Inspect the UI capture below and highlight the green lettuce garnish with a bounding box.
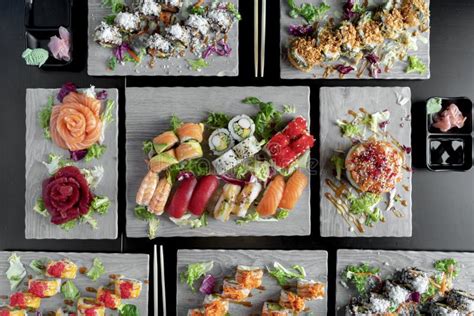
[348,193,382,226]
[187,58,209,71]
[168,159,210,181]
[288,0,330,23]
[118,304,139,316]
[148,217,160,240]
[61,280,80,300]
[33,198,49,217]
[6,253,26,290]
[235,159,271,182]
[85,144,107,162]
[330,154,345,180]
[42,153,71,174]
[427,97,442,115]
[283,104,296,114]
[275,209,290,220]
[90,196,111,215]
[180,261,214,291]
[108,56,118,71]
[226,3,241,20]
[434,258,459,278]
[134,205,160,240]
[243,97,284,141]
[170,115,183,131]
[142,140,154,155]
[337,120,361,138]
[38,95,54,139]
[81,166,104,188]
[81,211,98,229]
[235,212,279,225]
[86,258,105,281]
[406,55,427,74]
[101,0,124,14]
[59,219,78,231]
[188,5,206,15]
[29,259,46,274]
[267,261,306,286]
[342,263,380,294]
[101,100,115,123]
[170,214,207,229]
[204,112,231,129]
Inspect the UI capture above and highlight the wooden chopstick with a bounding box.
[254,0,259,77]
[160,245,167,316]
[153,245,158,316]
[260,0,266,77]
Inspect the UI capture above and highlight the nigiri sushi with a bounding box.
[212,149,242,175]
[228,114,255,141]
[233,135,262,159]
[114,278,142,299]
[28,279,61,298]
[233,182,262,217]
[45,259,77,279]
[176,141,203,162]
[222,279,250,301]
[153,131,179,154]
[279,169,308,210]
[235,265,264,289]
[149,149,178,173]
[9,292,41,310]
[279,290,305,312]
[209,128,234,155]
[176,123,204,143]
[214,184,241,222]
[261,302,291,316]
[148,176,172,215]
[256,175,285,217]
[136,171,159,206]
[203,295,229,316]
[96,286,121,309]
[77,297,105,316]
[296,279,325,300]
[188,175,219,216]
[166,174,198,219]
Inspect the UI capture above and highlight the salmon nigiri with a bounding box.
[279,170,308,210]
[256,175,285,217]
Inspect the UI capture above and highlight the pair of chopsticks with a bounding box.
[254,0,266,77]
[154,245,167,316]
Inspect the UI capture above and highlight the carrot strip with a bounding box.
[127,48,140,63]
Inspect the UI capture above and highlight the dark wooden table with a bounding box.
[0,0,473,314]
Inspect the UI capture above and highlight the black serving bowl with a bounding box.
[25,28,73,68]
[25,0,71,29]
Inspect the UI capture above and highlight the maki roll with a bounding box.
[235,265,263,289]
[114,12,141,33]
[261,302,292,316]
[207,5,236,33]
[96,287,121,309]
[176,123,204,143]
[149,148,178,172]
[383,281,410,306]
[288,37,322,73]
[233,182,262,217]
[279,290,305,313]
[446,289,474,313]
[356,12,384,50]
[166,24,191,48]
[283,116,308,140]
[136,171,159,206]
[212,149,242,175]
[147,34,174,58]
[45,259,77,279]
[266,133,290,156]
[393,267,430,294]
[152,131,179,154]
[296,279,325,300]
[203,295,229,316]
[317,26,342,61]
[214,183,241,222]
[135,0,162,16]
[430,302,462,316]
[233,136,262,159]
[9,292,41,310]
[94,22,122,47]
[77,298,105,316]
[0,307,26,316]
[367,293,391,314]
[28,279,61,298]
[175,141,203,162]
[209,128,234,155]
[114,278,143,299]
[228,115,255,142]
[222,279,250,301]
[185,14,211,37]
[290,133,315,156]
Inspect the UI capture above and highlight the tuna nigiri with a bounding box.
[214,184,241,222]
[256,175,285,217]
[176,123,204,143]
[136,171,159,206]
[233,182,262,217]
[279,170,308,210]
[153,131,179,154]
[148,176,172,215]
[149,149,178,173]
[176,141,203,162]
[188,175,219,216]
[166,175,198,219]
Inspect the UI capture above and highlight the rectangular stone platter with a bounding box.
[0,251,149,315]
[177,249,328,315]
[88,0,239,76]
[25,89,118,239]
[336,249,474,315]
[280,0,430,79]
[319,87,412,237]
[125,86,311,237]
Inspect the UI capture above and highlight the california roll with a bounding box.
[212,149,241,175]
[232,135,262,159]
[209,128,234,155]
[228,114,255,142]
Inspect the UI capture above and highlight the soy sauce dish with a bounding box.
[425,96,473,171]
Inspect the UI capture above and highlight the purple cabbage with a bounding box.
[402,145,412,154]
[366,53,382,78]
[408,291,421,303]
[177,171,195,181]
[343,0,356,20]
[57,82,77,102]
[96,90,108,100]
[366,53,380,64]
[335,64,354,74]
[69,149,88,161]
[199,275,216,295]
[288,24,314,37]
[219,174,247,186]
[113,43,131,62]
[202,40,232,59]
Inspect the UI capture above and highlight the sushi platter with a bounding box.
[25,87,119,239]
[0,251,149,315]
[177,249,328,315]
[336,249,474,315]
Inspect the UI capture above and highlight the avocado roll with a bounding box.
[45,259,77,279]
[149,149,178,173]
[114,278,143,299]
[279,290,305,312]
[209,128,234,155]
[393,267,430,294]
[233,136,262,160]
[9,292,41,310]
[228,115,255,142]
[261,302,292,316]
[28,279,61,298]
[235,265,264,289]
[296,279,325,300]
[77,297,105,316]
[222,279,250,301]
[214,184,241,222]
[96,286,121,309]
[446,289,474,313]
[212,149,242,175]
[233,182,262,217]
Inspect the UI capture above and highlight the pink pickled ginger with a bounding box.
[433,103,467,132]
[48,26,71,61]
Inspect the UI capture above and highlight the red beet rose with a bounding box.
[42,166,92,225]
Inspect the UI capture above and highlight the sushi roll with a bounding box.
[166,174,198,219]
[209,128,234,155]
[152,131,179,154]
[212,149,242,175]
[346,296,372,315]
[202,295,229,316]
[114,278,143,299]
[45,259,77,279]
[207,6,236,33]
[233,136,262,159]
[135,0,162,16]
[266,133,290,156]
[316,26,342,61]
[94,22,122,48]
[9,293,41,310]
[77,298,105,316]
[272,147,299,169]
[383,281,410,306]
[176,123,205,143]
[233,182,262,217]
[165,24,191,47]
[176,141,203,162]
[290,133,315,156]
[149,149,178,173]
[0,307,26,316]
[96,287,121,309]
[228,115,255,142]
[147,33,174,58]
[185,14,211,37]
[28,279,61,298]
[393,267,430,294]
[136,171,159,206]
[235,265,263,289]
[296,279,325,300]
[188,175,219,216]
[279,290,305,313]
[279,169,308,210]
[148,177,172,215]
[367,293,391,314]
[430,302,462,316]
[213,184,241,222]
[356,12,384,50]
[287,37,322,72]
[283,116,308,140]
[256,175,286,217]
[261,302,291,316]
[222,279,250,301]
[446,289,474,313]
[114,12,141,33]
[186,308,204,316]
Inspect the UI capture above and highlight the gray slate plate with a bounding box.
[336,249,474,315]
[25,88,118,239]
[319,87,412,237]
[88,0,239,76]
[0,251,149,315]
[177,249,328,315]
[280,0,430,79]
[125,86,312,237]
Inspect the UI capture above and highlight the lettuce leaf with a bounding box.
[29,259,47,274]
[42,153,71,174]
[406,55,426,74]
[267,261,306,286]
[180,261,214,292]
[33,198,49,217]
[6,253,26,290]
[86,258,106,281]
[85,144,107,162]
[38,95,54,139]
[61,280,80,300]
[90,196,111,215]
[288,0,330,23]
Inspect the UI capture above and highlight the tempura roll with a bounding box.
[114,278,142,299]
[28,279,61,298]
[222,279,250,301]
[96,286,121,309]
[203,295,229,316]
[279,290,305,313]
[296,279,325,300]
[235,265,263,289]
[9,292,41,310]
[261,302,292,316]
[45,259,77,279]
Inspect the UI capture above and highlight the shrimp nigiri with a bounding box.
[256,175,285,217]
[148,176,172,215]
[136,171,159,206]
[279,170,308,210]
